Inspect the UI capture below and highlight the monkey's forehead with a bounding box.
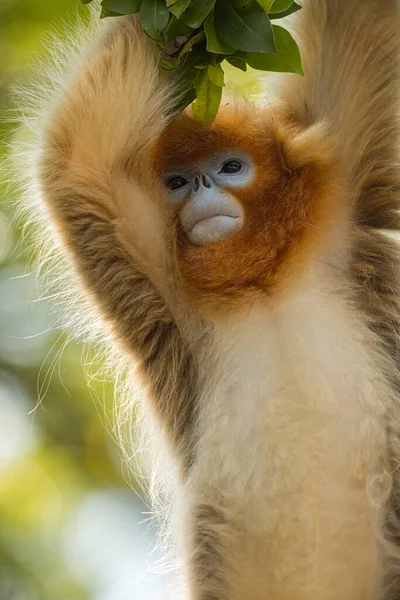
[150,110,276,174]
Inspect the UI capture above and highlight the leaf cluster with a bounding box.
[82,0,303,124]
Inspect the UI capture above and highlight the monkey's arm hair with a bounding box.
[283,0,400,230]
[36,16,201,460]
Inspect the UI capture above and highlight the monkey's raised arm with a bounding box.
[283,0,400,229]
[37,17,200,460]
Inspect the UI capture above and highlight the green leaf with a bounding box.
[182,0,217,29]
[165,15,193,35]
[207,63,225,86]
[169,0,191,18]
[204,15,235,54]
[270,1,301,18]
[231,0,252,6]
[226,55,247,71]
[178,31,207,59]
[100,7,122,17]
[171,64,201,112]
[171,86,197,113]
[255,0,274,12]
[102,0,142,13]
[166,0,178,6]
[246,24,303,73]
[269,0,293,12]
[81,0,94,4]
[214,0,277,54]
[140,0,170,40]
[180,64,203,88]
[192,69,223,125]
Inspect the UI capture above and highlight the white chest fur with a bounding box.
[186,268,392,600]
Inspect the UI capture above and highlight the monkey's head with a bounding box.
[152,107,341,309]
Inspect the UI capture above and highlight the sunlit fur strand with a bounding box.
[7,9,104,344]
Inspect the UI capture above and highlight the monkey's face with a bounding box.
[151,109,281,250]
[151,109,339,308]
[163,153,254,246]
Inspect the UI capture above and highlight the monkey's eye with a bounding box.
[166,176,188,191]
[220,160,243,174]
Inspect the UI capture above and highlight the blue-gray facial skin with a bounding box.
[164,154,255,246]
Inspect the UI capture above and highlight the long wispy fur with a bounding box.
[9,0,400,598]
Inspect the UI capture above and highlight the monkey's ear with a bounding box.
[272,113,336,174]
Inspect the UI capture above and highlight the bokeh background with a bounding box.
[0,2,260,599]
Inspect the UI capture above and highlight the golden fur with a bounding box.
[13,0,400,597]
[152,109,342,311]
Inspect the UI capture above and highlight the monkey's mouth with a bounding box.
[191,214,239,231]
[189,214,243,246]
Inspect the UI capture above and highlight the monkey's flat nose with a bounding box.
[193,174,212,192]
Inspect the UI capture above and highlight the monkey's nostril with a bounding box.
[202,174,212,189]
[193,175,200,192]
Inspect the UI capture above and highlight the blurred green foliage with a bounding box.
[0,3,153,599]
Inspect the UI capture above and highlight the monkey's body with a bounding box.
[28,0,400,597]
[186,284,391,599]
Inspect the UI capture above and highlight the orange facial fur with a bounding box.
[152,107,343,311]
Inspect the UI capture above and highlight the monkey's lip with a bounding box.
[189,214,243,245]
[190,214,239,230]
